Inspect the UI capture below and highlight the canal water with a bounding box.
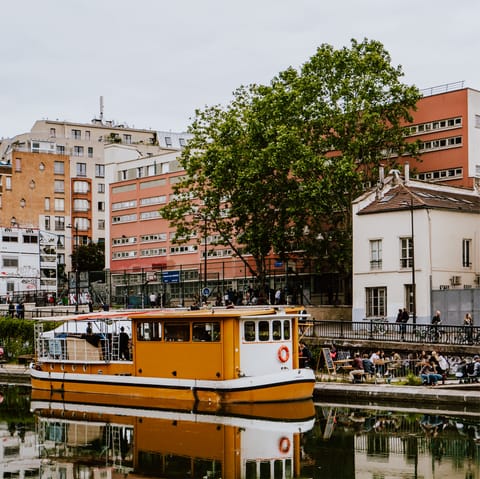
[1,384,479,478]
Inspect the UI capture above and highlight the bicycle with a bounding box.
[368,318,388,336]
[414,325,442,343]
[454,327,480,345]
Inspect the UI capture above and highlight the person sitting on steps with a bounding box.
[349,353,365,383]
[420,359,442,386]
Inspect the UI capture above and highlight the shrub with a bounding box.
[0,318,58,361]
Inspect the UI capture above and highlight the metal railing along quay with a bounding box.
[300,319,480,347]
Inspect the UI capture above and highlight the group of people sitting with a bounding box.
[418,351,449,386]
[453,355,480,383]
[348,350,391,383]
[347,349,456,386]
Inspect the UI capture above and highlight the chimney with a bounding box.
[404,162,410,184]
[376,166,385,200]
[389,169,401,185]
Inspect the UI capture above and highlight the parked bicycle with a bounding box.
[414,325,443,343]
[454,326,480,345]
[368,317,389,336]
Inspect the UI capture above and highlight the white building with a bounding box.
[0,226,58,299]
[352,167,480,325]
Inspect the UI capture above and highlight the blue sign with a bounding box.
[202,287,211,297]
[274,261,284,267]
[162,270,180,283]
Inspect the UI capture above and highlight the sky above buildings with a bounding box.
[1,0,478,139]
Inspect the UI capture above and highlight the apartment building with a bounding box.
[402,83,480,188]
[0,226,58,299]
[0,119,189,284]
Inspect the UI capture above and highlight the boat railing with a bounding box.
[37,334,124,363]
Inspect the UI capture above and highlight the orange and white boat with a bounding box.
[30,307,315,405]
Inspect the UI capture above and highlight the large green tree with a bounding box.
[162,39,421,291]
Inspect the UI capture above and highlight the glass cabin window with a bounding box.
[136,322,161,341]
[283,320,291,340]
[165,322,190,342]
[272,320,282,340]
[192,322,220,342]
[259,321,269,341]
[244,321,255,341]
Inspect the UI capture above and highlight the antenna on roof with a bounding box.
[100,96,104,122]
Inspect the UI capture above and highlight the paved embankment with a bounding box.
[0,365,31,385]
[314,381,480,412]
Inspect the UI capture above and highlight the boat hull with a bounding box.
[30,366,315,405]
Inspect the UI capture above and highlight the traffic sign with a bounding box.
[162,270,180,283]
[202,287,211,297]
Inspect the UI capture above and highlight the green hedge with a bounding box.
[0,318,58,361]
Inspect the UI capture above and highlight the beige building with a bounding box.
[0,117,189,299]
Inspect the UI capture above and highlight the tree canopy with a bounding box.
[76,242,105,273]
[161,39,421,288]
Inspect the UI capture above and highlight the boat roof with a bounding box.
[33,307,307,323]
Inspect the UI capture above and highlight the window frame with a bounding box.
[366,287,387,318]
[370,239,382,270]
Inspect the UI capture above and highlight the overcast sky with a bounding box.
[1,0,478,138]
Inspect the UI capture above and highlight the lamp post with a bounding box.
[401,195,416,326]
[410,195,416,326]
[194,212,209,298]
[74,224,79,313]
[203,214,208,292]
[68,223,80,313]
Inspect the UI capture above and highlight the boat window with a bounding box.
[165,322,190,342]
[244,321,255,341]
[258,321,269,341]
[272,320,282,340]
[137,321,162,341]
[192,322,221,342]
[283,320,291,340]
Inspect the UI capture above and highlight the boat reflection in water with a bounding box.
[31,391,315,479]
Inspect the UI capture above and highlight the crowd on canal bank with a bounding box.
[310,343,480,386]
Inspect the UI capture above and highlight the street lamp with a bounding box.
[402,195,416,326]
[68,223,79,313]
[203,214,208,292]
[194,212,209,297]
[410,195,416,326]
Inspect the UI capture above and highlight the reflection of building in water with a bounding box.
[0,426,39,478]
[37,419,134,478]
[355,432,480,478]
[33,400,314,479]
[304,406,480,478]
